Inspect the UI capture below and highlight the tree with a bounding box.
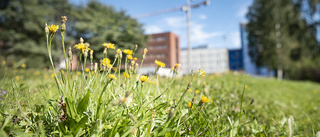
[0,0,71,68]
[246,0,319,78]
[0,0,147,68]
[70,0,148,61]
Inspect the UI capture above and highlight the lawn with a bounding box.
[0,67,319,136]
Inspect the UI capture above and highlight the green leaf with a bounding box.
[96,82,109,120]
[77,90,90,115]
[65,97,79,120]
[58,122,68,135]
[71,116,88,136]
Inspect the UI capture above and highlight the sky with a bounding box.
[70,0,253,49]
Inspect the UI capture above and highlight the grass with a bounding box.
[0,67,319,136]
[0,16,319,136]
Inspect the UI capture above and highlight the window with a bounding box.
[152,36,167,42]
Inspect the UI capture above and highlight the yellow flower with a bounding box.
[195,90,199,94]
[140,75,149,82]
[103,43,115,49]
[148,81,155,85]
[109,74,117,79]
[188,89,192,92]
[33,71,40,75]
[123,72,130,78]
[76,71,81,75]
[134,57,137,61]
[48,24,59,33]
[174,64,181,68]
[15,76,20,81]
[51,73,55,78]
[102,58,111,67]
[201,95,210,103]
[155,60,165,68]
[74,43,86,53]
[21,64,26,68]
[188,102,192,108]
[85,68,90,72]
[123,49,133,55]
[198,69,206,77]
[127,55,133,60]
[2,60,6,65]
[116,49,121,54]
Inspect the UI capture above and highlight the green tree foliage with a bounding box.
[0,0,59,68]
[71,1,148,60]
[246,0,320,78]
[0,0,147,68]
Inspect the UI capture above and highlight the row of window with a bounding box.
[145,53,167,59]
[151,36,167,42]
[149,45,168,50]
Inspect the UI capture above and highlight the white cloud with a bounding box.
[165,16,185,28]
[198,14,207,20]
[144,25,163,34]
[191,24,222,44]
[163,16,223,46]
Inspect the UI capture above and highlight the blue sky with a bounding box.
[70,0,253,49]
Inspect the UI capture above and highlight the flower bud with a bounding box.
[68,47,72,61]
[94,63,98,72]
[45,23,49,35]
[80,37,84,44]
[90,50,93,61]
[61,16,67,33]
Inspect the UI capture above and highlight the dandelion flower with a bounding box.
[188,102,192,108]
[103,43,115,49]
[21,64,26,68]
[109,74,117,79]
[198,69,206,77]
[155,60,165,68]
[174,64,181,68]
[48,24,59,33]
[85,68,90,72]
[140,75,149,82]
[124,72,130,78]
[134,57,137,61]
[116,49,121,54]
[195,90,199,94]
[123,49,133,55]
[101,58,111,67]
[127,55,133,60]
[74,43,87,53]
[201,95,210,103]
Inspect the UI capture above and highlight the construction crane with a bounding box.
[135,0,210,73]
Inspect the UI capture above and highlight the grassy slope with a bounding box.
[213,73,320,133]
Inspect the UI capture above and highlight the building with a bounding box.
[239,23,274,76]
[138,32,180,68]
[228,49,243,71]
[180,45,229,74]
